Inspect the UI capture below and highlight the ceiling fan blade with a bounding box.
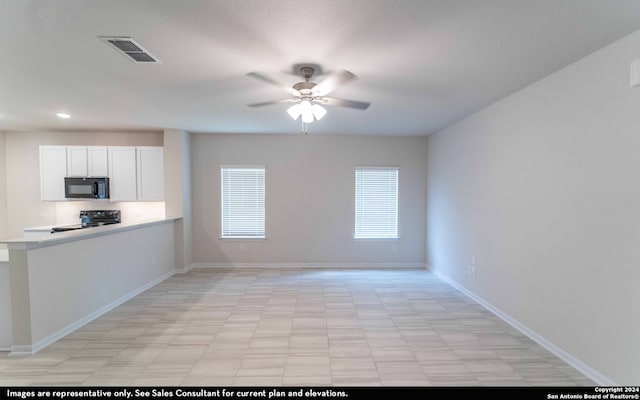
[320,97,370,110]
[312,70,356,96]
[247,72,300,96]
[247,98,298,107]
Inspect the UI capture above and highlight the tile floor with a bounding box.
[0,268,593,386]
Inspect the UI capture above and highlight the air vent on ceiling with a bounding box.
[99,36,161,64]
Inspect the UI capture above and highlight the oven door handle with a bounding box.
[92,182,98,197]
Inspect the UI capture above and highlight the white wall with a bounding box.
[164,129,192,269]
[4,131,163,238]
[0,259,11,349]
[0,132,7,244]
[426,30,640,384]
[10,220,175,350]
[192,134,427,265]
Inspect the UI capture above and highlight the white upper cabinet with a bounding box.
[108,147,137,202]
[39,145,164,202]
[66,146,88,177]
[39,146,67,201]
[88,146,109,177]
[66,146,109,177]
[136,147,165,201]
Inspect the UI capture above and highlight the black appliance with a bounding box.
[64,177,110,199]
[51,210,121,233]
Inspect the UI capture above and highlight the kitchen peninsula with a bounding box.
[0,217,179,355]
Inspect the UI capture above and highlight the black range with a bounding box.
[51,210,121,233]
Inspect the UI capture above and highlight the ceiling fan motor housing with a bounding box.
[300,66,315,80]
[293,81,316,95]
[293,66,317,95]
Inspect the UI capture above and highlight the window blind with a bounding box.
[221,167,265,238]
[355,168,398,239]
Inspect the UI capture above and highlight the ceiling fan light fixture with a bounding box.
[301,110,314,123]
[300,100,314,123]
[287,104,301,120]
[311,104,327,120]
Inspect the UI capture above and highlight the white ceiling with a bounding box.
[2,0,640,136]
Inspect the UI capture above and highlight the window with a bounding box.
[221,167,265,238]
[355,167,398,239]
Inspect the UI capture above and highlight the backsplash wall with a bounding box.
[55,201,165,225]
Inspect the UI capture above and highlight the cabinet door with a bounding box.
[108,147,137,202]
[136,147,165,201]
[40,146,67,201]
[66,146,88,177]
[88,146,108,177]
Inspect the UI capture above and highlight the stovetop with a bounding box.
[51,210,121,233]
[50,221,119,233]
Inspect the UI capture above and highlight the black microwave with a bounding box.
[64,177,110,199]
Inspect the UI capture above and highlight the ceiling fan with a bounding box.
[246,66,371,125]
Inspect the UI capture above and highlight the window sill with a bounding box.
[219,236,266,241]
[354,237,399,241]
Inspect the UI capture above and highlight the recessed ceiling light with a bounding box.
[56,113,71,119]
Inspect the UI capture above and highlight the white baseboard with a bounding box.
[9,269,176,356]
[189,262,427,269]
[427,264,616,386]
[8,344,33,356]
[174,265,194,274]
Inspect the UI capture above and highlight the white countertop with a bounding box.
[23,225,55,232]
[2,217,181,250]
